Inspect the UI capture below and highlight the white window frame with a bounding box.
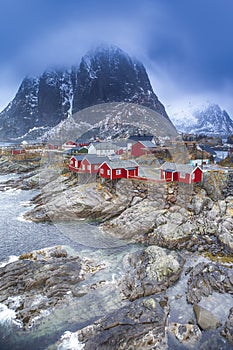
[87,165,91,171]
[116,169,121,175]
[179,172,186,178]
[100,168,104,174]
[107,169,110,175]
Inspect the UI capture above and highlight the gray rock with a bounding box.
[120,246,185,301]
[168,322,202,346]
[221,307,233,343]
[186,262,233,304]
[193,304,221,330]
[55,295,168,350]
[0,246,106,329]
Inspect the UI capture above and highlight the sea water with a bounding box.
[0,173,138,349]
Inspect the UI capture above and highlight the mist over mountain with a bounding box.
[170,103,233,137]
[0,45,171,141]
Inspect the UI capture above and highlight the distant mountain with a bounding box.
[0,45,171,141]
[170,103,233,137]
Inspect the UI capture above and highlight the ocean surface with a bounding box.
[0,173,138,349]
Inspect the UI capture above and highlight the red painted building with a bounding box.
[62,141,77,150]
[80,155,109,174]
[160,162,203,184]
[99,160,139,180]
[12,148,26,155]
[131,141,156,157]
[68,155,85,172]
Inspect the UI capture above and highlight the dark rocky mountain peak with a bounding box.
[0,44,170,141]
[72,45,168,118]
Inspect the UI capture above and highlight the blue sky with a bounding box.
[1,0,233,115]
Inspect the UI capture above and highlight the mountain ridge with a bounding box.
[170,103,233,137]
[0,45,172,141]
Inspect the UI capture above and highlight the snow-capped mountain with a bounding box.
[170,103,233,137]
[0,45,171,141]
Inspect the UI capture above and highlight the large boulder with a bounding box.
[193,304,221,330]
[120,246,185,301]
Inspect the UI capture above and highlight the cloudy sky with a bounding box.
[1,0,233,115]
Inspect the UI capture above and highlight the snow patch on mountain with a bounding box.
[169,102,233,136]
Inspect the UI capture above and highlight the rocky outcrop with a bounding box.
[24,177,148,223]
[54,295,168,350]
[168,322,202,347]
[0,156,40,175]
[186,262,233,304]
[222,308,233,343]
[120,246,185,301]
[0,246,106,329]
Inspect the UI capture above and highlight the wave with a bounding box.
[0,303,23,329]
[0,255,18,268]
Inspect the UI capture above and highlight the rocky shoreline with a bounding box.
[0,159,232,349]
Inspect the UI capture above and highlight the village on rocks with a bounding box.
[0,133,233,350]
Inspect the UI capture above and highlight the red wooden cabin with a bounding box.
[99,160,139,180]
[131,141,156,157]
[80,155,109,174]
[12,148,26,155]
[68,155,85,172]
[160,162,203,184]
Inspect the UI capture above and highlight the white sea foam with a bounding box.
[17,213,29,222]
[29,309,51,329]
[0,255,18,268]
[20,200,32,207]
[58,331,85,350]
[0,303,23,329]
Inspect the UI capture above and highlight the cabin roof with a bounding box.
[103,159,139,170]
[198,144,217,156]
[89,142,118,150]
[128,135,154,142]
[83,155,109,164]
[161,162,200,174]
[72,155,85,161]
[139,140,156,148]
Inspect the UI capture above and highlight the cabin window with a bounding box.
[94,165,99,170]
[107,170,110,175]
[87,165,91,170]
[116,169,121,175]
[100,169,104,174]
[191,173,195,180]
[179,172,186,178]
[82,164,85,170]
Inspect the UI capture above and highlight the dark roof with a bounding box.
[198,145,217,156]
[83,155,109,164]
[75,138,90,144]
[128,135,154,142]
